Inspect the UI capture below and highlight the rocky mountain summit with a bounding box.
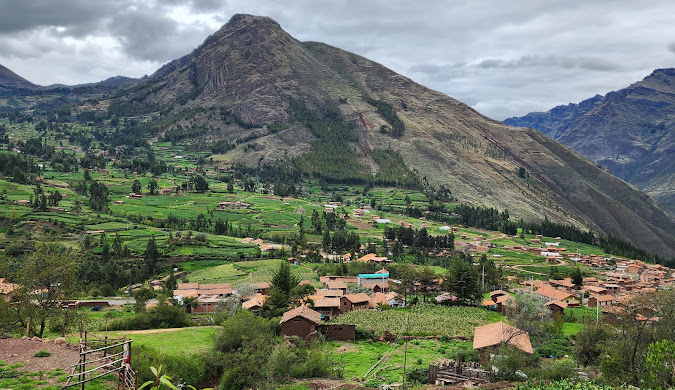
[505,69,675,216]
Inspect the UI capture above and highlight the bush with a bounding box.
[535,336,572,358]
[214,311,276,353]
[34,349,51,357]
[135,345,206,385]
[355,327,374,340]
[406,368,428,384]
[453,345,479,362]
[108,302,190,330]
[529,358,577,381]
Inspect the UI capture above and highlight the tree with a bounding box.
[193,174,208,193]
[570,267,583,288]
[573,321,610,366]
[271,261,299,298]
[133,287,156,313]
[392,264,417,305]
[131,179,142,194]
[11,241,80,337]
[322,229,331,251]
[147,179,158,195]
[445,257,481,305]
[227,182,234,193]
[89,180,109,213]
[504,291,551,337]
[311,209,323,234]
[112,232,124,259]
[646,340,675,388]
[479,255,503,291]
[599,290,673,386]
[164,274,177,293]
[181,296,199,313]
[417,266,438,303]
[145,236,160,274]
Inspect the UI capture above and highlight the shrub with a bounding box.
[354,327,374,340]
[214,311,276,353]
[529,358,577,381]
[535,336,572,358]
[108,302,190,330]
[406,368,428,384]
[453,345,479,362]
[34,349,51,357]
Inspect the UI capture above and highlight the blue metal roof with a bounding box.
[358,273,389,279]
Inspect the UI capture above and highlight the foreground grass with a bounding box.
[80,326,218,356]
[328,339,472,384]
[0,361,115,390]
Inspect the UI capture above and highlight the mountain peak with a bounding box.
[225,13,282,30]
[0,63,39,90]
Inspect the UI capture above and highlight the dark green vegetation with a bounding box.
[505,68,675,216]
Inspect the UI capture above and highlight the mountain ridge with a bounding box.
[110,14,675,257]
[504,68,675,216]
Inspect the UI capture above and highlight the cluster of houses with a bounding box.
[487,257,673,320]
[172,281,272,314]
[308,270,404,320]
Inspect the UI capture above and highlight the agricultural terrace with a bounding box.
[185,259,319,285]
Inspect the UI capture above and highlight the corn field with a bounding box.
[331,304,494,337]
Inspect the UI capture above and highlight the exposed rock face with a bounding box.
[122,14,675,257]
[505,68,675,216]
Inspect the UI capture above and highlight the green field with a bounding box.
[331,304,505,338]
[327,338,472,384]
[85,326,218,356]
[186,259,319,284]
[0,361,116,390]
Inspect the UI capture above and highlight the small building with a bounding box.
[545,300,568,317]
[280,305,322,341]
[252,282,271,295]
[473,322,533,363]
[435,292,458,305]
[343,293,371,311]
[588,294,616,307]
[533,285,581,307]
[312,298,343,320]
[242,295,266,313]
[0,278,20,301]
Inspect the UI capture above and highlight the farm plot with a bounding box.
[331,304,504,338]
[186,259,319,285]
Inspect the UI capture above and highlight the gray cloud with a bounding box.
[0,0,119,34]
[472,55,623,72]
[1,0,675,119]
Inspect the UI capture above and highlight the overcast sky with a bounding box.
[1,0,674,120]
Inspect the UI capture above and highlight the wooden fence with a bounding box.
[62,331,138,390]
[428,359,487,386]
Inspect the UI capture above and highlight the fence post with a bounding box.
[79,351,86,390]
[104,335,108,357]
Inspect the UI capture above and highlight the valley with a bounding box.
[0,12,673,390]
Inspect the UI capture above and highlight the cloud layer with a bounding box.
[1,0,674,119]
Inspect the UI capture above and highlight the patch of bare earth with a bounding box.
[0,338,79,373]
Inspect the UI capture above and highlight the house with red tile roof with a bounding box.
[473,322,533,362]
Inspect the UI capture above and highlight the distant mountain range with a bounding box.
[0,63,136,98]
[505,69,675,216]
[1,14,674,257]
